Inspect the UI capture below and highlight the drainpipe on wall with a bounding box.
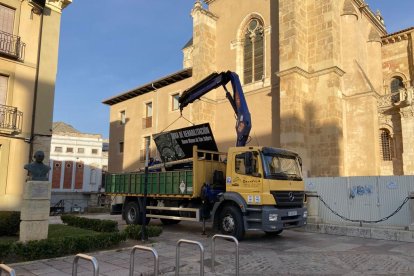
[152,83,159,160]
[28,1,44,163]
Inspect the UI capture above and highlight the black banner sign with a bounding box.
[153,123,218,162]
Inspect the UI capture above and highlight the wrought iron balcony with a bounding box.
[0,31,25,60]
[377,88,413,111]
[0,104,23,134]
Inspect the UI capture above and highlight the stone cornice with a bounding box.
[46,0,72,13]
[382,28,413,45]
[192,1,218,20]
[276,66,345,79]
[344,90,380,100]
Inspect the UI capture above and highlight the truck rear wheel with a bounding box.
[124,201,151,225]
[160,218,181,225]
[219,205,245,240]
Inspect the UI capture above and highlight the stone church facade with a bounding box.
[104,0,414,177]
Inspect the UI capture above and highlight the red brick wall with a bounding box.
[51,161,62,189]
[63,161,73,189]
[74,162,84,190]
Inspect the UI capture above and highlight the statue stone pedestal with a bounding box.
[19,181,51,242]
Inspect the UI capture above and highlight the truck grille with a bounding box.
[270,191,304,208]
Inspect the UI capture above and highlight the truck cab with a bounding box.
[211,146,307,238]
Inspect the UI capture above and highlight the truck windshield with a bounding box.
[263,154,302,180]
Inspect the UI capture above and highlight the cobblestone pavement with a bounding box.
[8,216,414,275]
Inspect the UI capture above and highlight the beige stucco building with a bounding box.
[0,0,71,211]
[104,0,414,178]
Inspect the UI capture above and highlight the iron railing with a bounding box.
[0,104,23,133]
[0,31,25,60]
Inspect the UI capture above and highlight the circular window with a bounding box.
[66,163,72,168]
[54,163,61,168]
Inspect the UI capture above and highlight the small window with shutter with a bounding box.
[0,75,8,105]
[0,4,15,34]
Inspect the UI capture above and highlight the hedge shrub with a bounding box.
[61,215,118,232]
[124,224,163,240]
[0,240,13,260]
[0,211,20,236]
[0,232,126,263]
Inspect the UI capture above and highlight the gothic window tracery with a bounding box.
[243,18,264,84]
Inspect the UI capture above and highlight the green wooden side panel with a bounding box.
[105,171,193,196]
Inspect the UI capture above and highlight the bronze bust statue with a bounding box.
[24,151,51,181]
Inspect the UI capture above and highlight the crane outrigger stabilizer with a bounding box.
[179,71,252,147]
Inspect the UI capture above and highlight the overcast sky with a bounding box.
[54,1,414,138]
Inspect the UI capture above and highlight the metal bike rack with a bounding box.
[211,234,239,276]
[0,264,16,276]
[176,239,205,276]
[129,245,159,276]
[72,253,99,276]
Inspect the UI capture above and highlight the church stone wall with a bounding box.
[106,0,413,177]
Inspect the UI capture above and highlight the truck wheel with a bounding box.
[124,201,151,225]
[160,219,181,225]
[219,205,245,240]
[125,202,140,225]
[265,229,283,236]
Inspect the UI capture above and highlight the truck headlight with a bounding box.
[269,214,278,221]
[303,211,308,218]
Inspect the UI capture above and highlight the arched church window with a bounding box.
[243,18,264,84]
[379,129,393,161]
[390,77,404,102]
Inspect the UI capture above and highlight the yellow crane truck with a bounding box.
[105,72,307,240]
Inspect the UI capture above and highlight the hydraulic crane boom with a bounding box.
[179,71,251,147]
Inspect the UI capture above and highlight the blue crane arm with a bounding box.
[179,71,251,147]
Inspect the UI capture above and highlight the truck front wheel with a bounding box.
[124,201,151,225]
[219,205,245,240]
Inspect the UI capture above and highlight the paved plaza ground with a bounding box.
[7,215,414,275]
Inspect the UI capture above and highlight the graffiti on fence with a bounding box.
[349,185,373,198]
[306,182,315,190]
[387,181,398,190]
